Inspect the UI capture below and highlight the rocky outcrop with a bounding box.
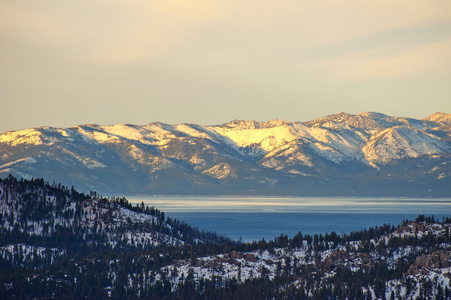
[407,250,451,275]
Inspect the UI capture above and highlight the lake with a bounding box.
[127,196,451,242]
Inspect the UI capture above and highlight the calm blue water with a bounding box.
[127,196,451,242]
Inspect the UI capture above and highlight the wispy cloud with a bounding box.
[308,23,451,62]
[297,24,451,81]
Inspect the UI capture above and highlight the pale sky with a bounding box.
[2,0,451,133]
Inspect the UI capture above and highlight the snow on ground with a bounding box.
[0,157,37,170]
[363,125,450,167]
[0,244,65,263]
[0,181,183,248]
[150,222,451,296]
[0,129,44,146]
[61,148,106,169]
[210,122,297,155]
[202,163,233,179]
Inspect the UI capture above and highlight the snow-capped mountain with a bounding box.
[0,112,450,196]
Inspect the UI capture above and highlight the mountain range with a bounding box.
[1,111,450,196]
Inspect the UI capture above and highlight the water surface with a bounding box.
[127,196,451,242]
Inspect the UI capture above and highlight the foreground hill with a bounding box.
[1,176,450,299]
[1,112,450,196]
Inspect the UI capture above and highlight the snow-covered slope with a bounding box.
[0,177,184,248]
[363,125,450,167]
[1,175,450,298]
[0,112,450,196]
[424,112,451,125]
[157,221,451,299]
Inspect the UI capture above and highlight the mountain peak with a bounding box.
[307,112,389,131]
[0,128,44,146]
[358,111,390,119]
[306,112,352,123]
[221,119,287,130]
[222,120,259,129]
[424,112,451,124]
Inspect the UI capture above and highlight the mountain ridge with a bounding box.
[1,112,450,196]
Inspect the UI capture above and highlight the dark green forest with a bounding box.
[0,175,450,299]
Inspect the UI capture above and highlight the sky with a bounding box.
[1,0,451,133]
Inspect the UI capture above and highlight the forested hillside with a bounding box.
[1,176,450,299]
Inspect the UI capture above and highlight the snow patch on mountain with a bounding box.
[0,129,44,146]
[103,124,152,144]
[210,122,297,156]
[148,157,174,172]
[87,130,119,143]
[437,173,447,180]
[424,112,451,125]
[262,142,314,168]
[57,129,71,137]
[128,145,145,161]
[308,112,393,133]
[310,142,348,164]
[363,125,450,167]
[202,163,233,179]
[0,157,37,170]
[288,123,368,165]
[61,148,105,169]
[189,155,207,169]
[175,124,213,140]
